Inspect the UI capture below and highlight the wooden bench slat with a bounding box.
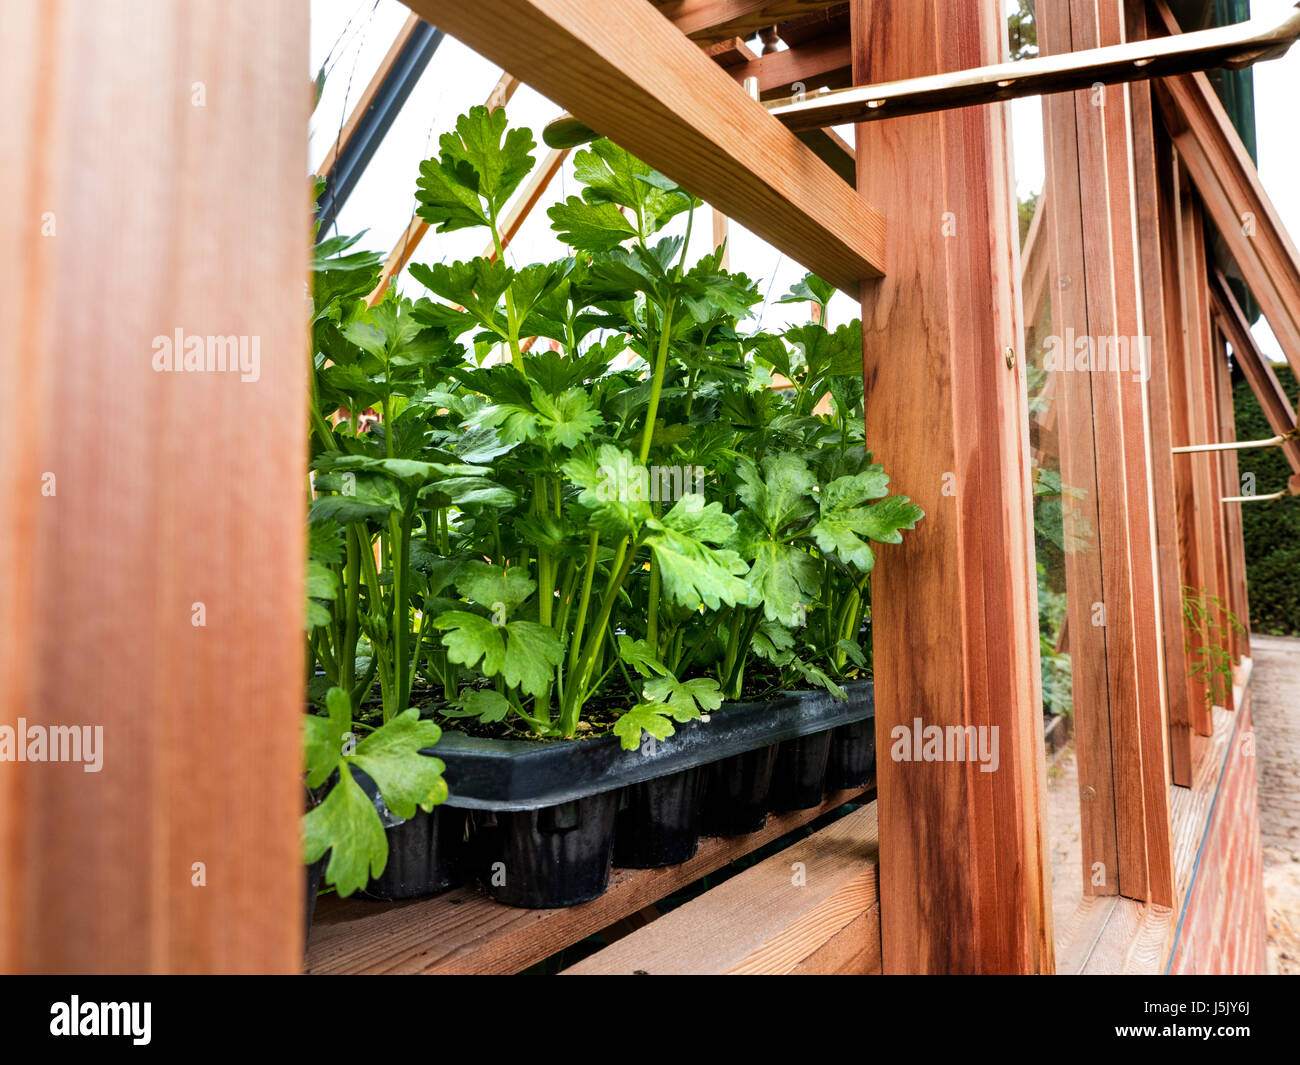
[306,786,872,974]
[562,803,879,974]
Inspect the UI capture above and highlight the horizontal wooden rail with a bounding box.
[306,785,871,974]
[654,0,845,44]
[402,0,886,291]
[715,28,852,96]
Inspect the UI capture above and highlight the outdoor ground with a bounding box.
[1044,633,1300,973]
[1251,634,1300,976]
[1045,743,1083,942]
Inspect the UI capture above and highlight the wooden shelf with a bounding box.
[305,785,873,975]
[564,804,880,975]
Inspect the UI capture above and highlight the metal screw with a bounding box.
[1004,346,1016,370]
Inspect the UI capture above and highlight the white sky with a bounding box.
[309,0,1300,356]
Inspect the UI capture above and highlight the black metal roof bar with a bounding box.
[315,19,445,241]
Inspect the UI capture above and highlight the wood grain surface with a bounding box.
[564,804,879,974]
[0,0,309,972]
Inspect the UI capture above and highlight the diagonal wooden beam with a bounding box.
[1209,269,1300,479]
[1152,0,1300,389]
[315,15,445,238]
[404,0,886,290]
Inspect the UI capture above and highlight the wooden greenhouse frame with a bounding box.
[1,0,1290,975]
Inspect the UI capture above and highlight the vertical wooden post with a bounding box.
[1038,2,1120,899]
[0,0,308,972]
[1212,332,1250,663]
[711,207,730,271]
[1126,0,1193,787]
[1160,146,1215,735]
[1178,190,1230,724]
[1037,0,1173,906]
[852,0,1052,973]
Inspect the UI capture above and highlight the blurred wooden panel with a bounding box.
[0,0,308,972]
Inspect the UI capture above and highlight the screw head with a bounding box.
[1004,346,1016,370]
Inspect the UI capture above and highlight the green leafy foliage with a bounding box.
[305,110,924,774]
[1234,365,1300,634]
[1183,587,1246,710]
[812,470,924,572]
[303,689,446,896]
[416,106,536,233]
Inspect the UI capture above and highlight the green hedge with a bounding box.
[1233,362,1300,635]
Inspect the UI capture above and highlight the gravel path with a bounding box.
[1250,634,1300,975]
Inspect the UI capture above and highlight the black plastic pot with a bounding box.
[613,767,704,868]
[472,790,620,908]
[826,718,877,790]
[700,743,779,836]
[434,681,874,810]
[364,805,467,900]
[428,682,873,906]
[305,857,326,943]
[768,729,834,812]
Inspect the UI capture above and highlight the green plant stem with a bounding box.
[356,532,393,714]
[312,632,339,682]
[637,302,676,464]
[389,504,416,721]
[646,554,661,651]
[351,655,378,709]
[568,531,601,679]
[489,216,525,372]
[563,543,639,737]
[338,527,361,697]
[677,606,726,677]
[722,609,764,700]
